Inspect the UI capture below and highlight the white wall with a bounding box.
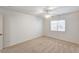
[44,11,79,44]
[0,8,43,47]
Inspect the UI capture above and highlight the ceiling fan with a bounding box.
[40,6,58,18]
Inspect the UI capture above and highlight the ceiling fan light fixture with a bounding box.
[44,14,52,18]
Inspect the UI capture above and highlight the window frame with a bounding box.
[50,19,66,32]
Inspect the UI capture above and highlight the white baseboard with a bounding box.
[4,34,43,48]
[46,35,79,45]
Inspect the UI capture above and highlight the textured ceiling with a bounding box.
[0,6,59,15]
[0,6,79,16]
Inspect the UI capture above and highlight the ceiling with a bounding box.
[0,6,59,15]
[0,6,79,17]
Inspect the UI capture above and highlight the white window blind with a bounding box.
[50,20,65,32]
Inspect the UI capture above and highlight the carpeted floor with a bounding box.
[1,36,79,53]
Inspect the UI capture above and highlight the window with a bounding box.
[50,20,65,32]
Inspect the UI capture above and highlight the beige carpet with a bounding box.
[1,36,79,53]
